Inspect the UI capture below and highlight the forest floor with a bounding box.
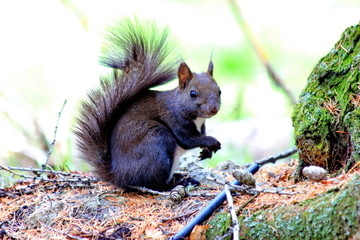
[0,158,359,240]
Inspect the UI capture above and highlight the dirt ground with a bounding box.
[0,159,359,240]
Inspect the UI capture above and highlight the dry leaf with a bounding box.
[145,222,164,239]
[276,167,292,181]
[190,225,210,240]
[320,179,338,185]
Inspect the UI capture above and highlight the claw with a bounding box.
[198,147,213,160]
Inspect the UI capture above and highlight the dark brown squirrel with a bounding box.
[74,19,221,191]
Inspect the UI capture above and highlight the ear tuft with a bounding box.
[208,60,214,76]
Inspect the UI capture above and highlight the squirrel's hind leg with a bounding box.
[111,123,180,191]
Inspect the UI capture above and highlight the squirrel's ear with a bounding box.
[178,62,193,89]
[208,60,214,76]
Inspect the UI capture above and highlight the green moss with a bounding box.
[344,107,360,166]
[207,174,360,239]
[292,22,360,171]
[206,213,231,239]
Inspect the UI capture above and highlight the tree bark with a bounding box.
[292,22,360,175]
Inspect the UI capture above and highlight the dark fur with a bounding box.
[74,19,221,190]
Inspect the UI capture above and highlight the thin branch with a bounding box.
[0,183,91,198]
[128,186,168,196]
[218,231,233,240]
[224,184,239,240]
[0,165,99,186]
[236,192,260,215]
[0,164,34,179]
[0,165,99,182]
[187,192,218,198]
[242,147,298,168]
[256,147,298,166]
[161,209,198,222]
[43,99,67,169]
[4,166,97,180]
[207,177,299,195]
[228,0,297,105]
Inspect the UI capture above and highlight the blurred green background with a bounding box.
[0,0,359,173]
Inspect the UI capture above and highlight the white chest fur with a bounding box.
[194,117,205,132]
[167,117,206,183]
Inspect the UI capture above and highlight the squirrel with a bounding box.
[74,19,221,191]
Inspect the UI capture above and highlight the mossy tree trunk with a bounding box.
[206,174,360,240]
[292,22,360,175]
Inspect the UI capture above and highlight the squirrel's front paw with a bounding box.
[200,137,221,160]
[207,137,221,152]
[198,147,213,160]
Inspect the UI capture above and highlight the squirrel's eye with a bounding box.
[219,90,222,96]
[190,90,197,98]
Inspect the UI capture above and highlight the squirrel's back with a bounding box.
[74,19,178,182]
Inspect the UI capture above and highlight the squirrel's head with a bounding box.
[176,61,221,119]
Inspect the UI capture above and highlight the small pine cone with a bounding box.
[232,169,256,187]
[170,185,186,203]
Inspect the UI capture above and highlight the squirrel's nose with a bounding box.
[209,105,219,114]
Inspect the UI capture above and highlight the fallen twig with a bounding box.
[232,185,300,195]
[1,180,97,198]
[42,99,67,169]
[187,192,218,198]
[207,177,299,195]
[0,165,28,178]
[129,186,168,196]
[161,209,198,222]
[0,165,100,197]
[218,231,233,240]
[242,147,298,168]
[256,147,298,166]
[2,166,97,179]
[224,184,239,240]
[236,192,260,215]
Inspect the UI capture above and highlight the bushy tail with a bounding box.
[74,18,177,181]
